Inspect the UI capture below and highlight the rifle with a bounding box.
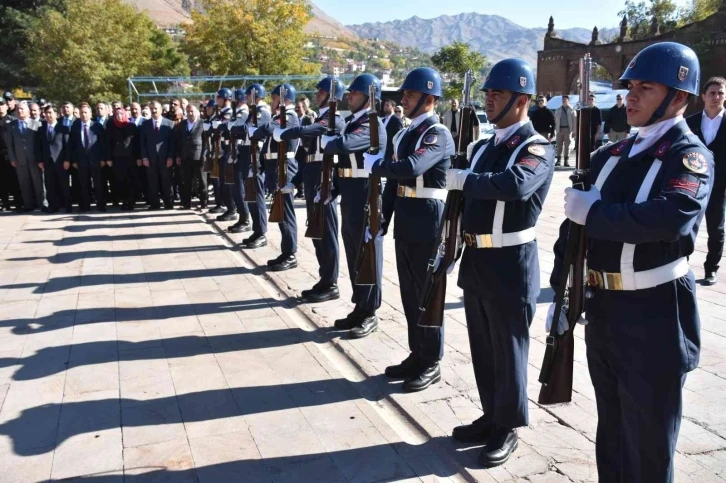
[537,53,593,405]
[305,78,337,239]
[354,83,381,285]
[210,107,220,179]
[416,70,475,328]
[268,86,288,223]
[202,118,212,173]
[244,89,259,202]
[224,103,236,184]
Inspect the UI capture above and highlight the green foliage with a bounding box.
[431,42,487,101]
[680,0,721,23]
[27,0,188,103]
[618,0,679,39]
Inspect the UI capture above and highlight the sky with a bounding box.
[313,0,691,30]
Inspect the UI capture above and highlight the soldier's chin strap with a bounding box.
[645,88,678,126]
[489,93,521,124]
[319,92,330,110]
[350,95,369,114]
[409,93,432,120]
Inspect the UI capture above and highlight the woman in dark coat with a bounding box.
[105,107,138,210]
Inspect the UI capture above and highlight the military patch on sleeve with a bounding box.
[517,157,541,169]
[682,152,708,173]
[666,173,701,196]
[610,139,628,155]
[654,141,671,157]
[423,134,437,145]
[415,147,427,155]
[527,144,546,156]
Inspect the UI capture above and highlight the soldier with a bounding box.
[548,42,711,482]
[322,74,386,337]
[363,67,455,392]
[227,88,252,234]
[253,83,300,271]
[445,59,554,467]
[0,98,19,211]
[212,88,237,222]
[277,75,345,302]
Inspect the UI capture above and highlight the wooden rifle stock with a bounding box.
[354,85,381,285]
[538,54,593,405]
[417,71,474,328]
[268,94,288,223]
[210,128,221,179]
[305,83,337,239]
[224,119,236,184]
[245,100,258,202]
[202,121,212,173]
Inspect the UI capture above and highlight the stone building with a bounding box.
[536,2,726,102]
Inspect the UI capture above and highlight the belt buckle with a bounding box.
[407,187,416,198]
[477,234,493,248]
[604,272,623,290]
[587,269,601,288]
[464,233,474,246]
[397,185,405,197]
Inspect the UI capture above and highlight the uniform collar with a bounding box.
[494,119,529,146]
[318,106,329,119]
[350,108,368,124]
[629,115,683,158]
[408,111,433,130]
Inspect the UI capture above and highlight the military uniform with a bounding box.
[0,111,19,211]
[215,106,237,220]
[325,107,387,321]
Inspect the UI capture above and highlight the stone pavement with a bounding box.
[0,167,724,482]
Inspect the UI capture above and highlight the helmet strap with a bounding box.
[319,92,330,109]
[410,93,430,119]
[350,94,369,114]
[645,88,677,126]
[489,93,520,124]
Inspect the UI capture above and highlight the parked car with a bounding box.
[476,110,493,137]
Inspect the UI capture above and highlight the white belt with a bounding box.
[397,185,447,200]
[307,154,338,163]
[235,139,251,146]
[265,152,295,160]
[588,257,689,291]
[464,228,536,248]
[337,167,368,178]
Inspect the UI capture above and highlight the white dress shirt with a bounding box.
[701,108,724,146]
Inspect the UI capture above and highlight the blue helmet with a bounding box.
[619,42,700,96]
[272,83,296,102]
[245,83,266,99]
[481,58,535,95]
[216,88,233,100]
[234,88,246,103]
[399,67,443,97]
[206,99,215,108]
[316,75,345,101]
[347,74,382,100]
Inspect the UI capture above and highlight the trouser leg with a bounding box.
[704,182,725,273]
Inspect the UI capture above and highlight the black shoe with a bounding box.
[555,157,561,167]
[350,316,378,339]
[385,354,420,380]
[229,221,251,233]
[452,416,495,444]
[217,211,238,222]
[478,428,518,468]
[200,203,208,210]
[302,285,340,303]
[209,205,226,214]
[242,235,267,248]
[703,270,718,286]
[402,363,441,393]
[563,158,570,167]
[269,255,297,272]
[333,310,361,330]
[267,254,286,266]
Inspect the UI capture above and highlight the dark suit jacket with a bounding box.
[687,112,726,185]
[105,121,139,160]
[5,118,41,165]
[176,119,204,161]
[38,120,70,164]
[70,119,105,168]
[140,117,175,163]
[381,114,404,159]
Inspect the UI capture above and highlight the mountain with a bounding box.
[348,13,616,66]
[125,0,357,38]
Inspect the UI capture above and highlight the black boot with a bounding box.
[333,309,361,330]
[229,219,251,233]
[269,255,297,272]
[242,234,267,248]
[703,270,718,286]
[385,354,420,380]
[217,211,238,222]
[209,205,226,214]
[301,284,340,303]
[555,156,561,167]
[478,427,518,468]
[350,315,378,339]
[563,157,570,167]
[402,362,441,393]
[452,415,495,443]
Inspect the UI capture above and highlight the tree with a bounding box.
[0,0,66,88]
[431,42,486,101]
[618,0,679,39]
[182,0,317,76]
[680,0,721,23]
[27,0,188,103]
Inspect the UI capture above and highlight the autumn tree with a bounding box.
[431,42,487,101]
[182,0,317,77]
[27,0,188,103]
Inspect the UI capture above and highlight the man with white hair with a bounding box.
[5,101,45,211]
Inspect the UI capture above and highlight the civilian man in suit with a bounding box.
[5,101,45,211]
[38,104,72,213]
[380,99,403,157]
[140,100,175,210]
[176,104,206,209]
[59,102,79,206]
[688,76,726,285]
[70,103,106,212]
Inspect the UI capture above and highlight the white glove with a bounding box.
[280,182,295,194]
[564,186,601,225]
[446,168,472,191]
[320,134,336,149]
[313,190,333,205]
[273,127,288,142]
[364,227,384,242]
[545,303,588,335]
[203,123,211,132]
[248,168,254,178]
[363,152,383,173]
[248,126,257,138]
[211,121,221,129]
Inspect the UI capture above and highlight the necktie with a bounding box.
[48,125,53,140]
[19,121,26,134]
[84,124,90,149]
[154,121,159,133]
